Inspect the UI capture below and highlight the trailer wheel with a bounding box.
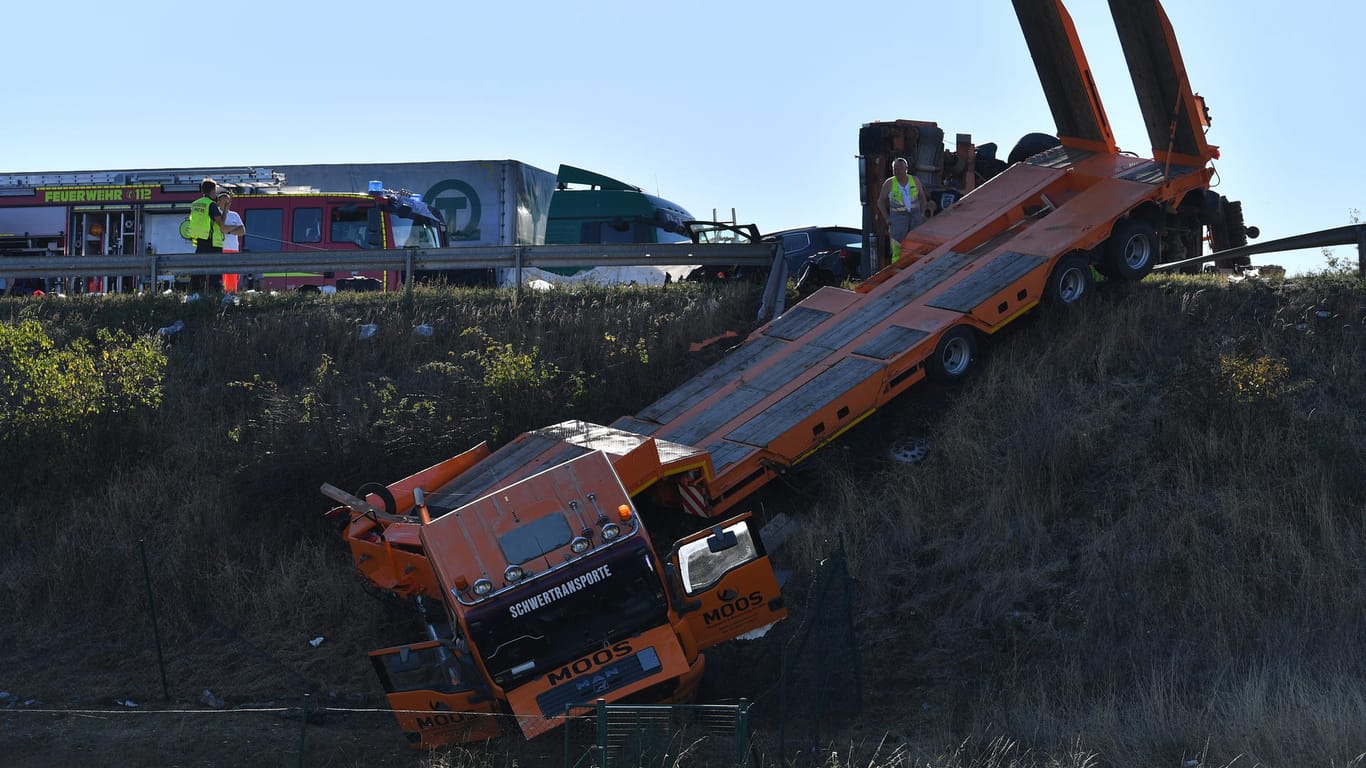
[1101,218,1158,281]
[1044,252,1094,307]
[356,482,397,517]
[926,326,977,384]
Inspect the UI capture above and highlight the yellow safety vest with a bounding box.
[187,196,213,239]
[184,196,225,246]
[888,175,919,212]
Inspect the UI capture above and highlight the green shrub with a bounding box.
[0,319,166,440]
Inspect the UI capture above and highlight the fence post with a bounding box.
[596,698,608,765]
[778,643,788,763]
[736,698,751,768]
[1356,224,1365,277]
[840,536,863,710]
[297,692,310,768]
[138,539,170,703]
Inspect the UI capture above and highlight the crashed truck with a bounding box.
[324,0,1255,747]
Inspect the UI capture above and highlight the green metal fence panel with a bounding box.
[563,700,751,768]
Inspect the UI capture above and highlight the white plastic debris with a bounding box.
[358,324,378,340]
[309,636,325,648]
[117,699,138,708]
[157,320,185,336]
[182,292,201,303]
[199,689,226,709]
[412,324,434,337]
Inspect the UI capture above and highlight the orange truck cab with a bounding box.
[330,446,785,746]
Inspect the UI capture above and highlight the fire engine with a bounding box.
[0,167,444,294]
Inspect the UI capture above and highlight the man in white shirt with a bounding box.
[217,191,246,292]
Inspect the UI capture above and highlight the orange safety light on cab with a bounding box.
[617,504,633,522]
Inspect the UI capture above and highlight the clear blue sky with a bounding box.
[9,0,1363,275]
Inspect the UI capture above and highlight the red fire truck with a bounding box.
[0,167,445,294]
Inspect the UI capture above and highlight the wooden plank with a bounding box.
[726,358,885,447]
[637,337,782,424]
[853,326,930,360]
[763,307,832,341]
[926,251,1047,314]
[707,440,758,474]
[661,344,829,446]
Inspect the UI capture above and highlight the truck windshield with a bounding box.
[465,542,667,691]
[392,217,441,248]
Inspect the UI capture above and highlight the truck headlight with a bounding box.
[472,578,494,596]
[504,565,525,583]
[601,522,621,541]
[570,536,591,554]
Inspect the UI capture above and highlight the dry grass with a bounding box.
[2,272,1364,767]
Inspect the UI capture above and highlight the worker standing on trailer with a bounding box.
[877,157,927,263]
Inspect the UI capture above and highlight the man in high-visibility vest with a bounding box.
[186,178,242,254]
[876,157,928,264]
[185,178,244,291]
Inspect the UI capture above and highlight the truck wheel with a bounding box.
[1101,218,1158,281]
[926,326,977,384]
[1007,132,1062,164]
[1044,252,1093,307]
[1213,198,1252,268]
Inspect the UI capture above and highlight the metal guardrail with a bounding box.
[0,242,779,281]
[1155,224,1366,275]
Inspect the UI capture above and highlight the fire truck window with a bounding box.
[293,208,322,244]
[242,209,282,253]
[677,522,757,596]
[330,206,371,248]
[498,515,573,565]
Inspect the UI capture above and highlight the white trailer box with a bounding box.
[272,160,556,247]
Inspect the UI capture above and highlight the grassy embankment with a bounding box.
[1,272,1363,768]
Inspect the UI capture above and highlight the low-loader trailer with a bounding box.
[324,0,1254,746]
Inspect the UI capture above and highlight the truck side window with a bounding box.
[242,208,282,253]
[293,207,322,244]
[330,205,370,248]
[677,522,758,596]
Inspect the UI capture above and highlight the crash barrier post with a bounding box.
[562,699,752,768]
[778,537,862,765]
[297,693,310,768]
[138,539,170,703]
[1357,227,1365,277]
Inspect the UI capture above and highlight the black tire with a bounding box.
[926,326,977,384]
[1101,217,1159,281]
[1008,132,1062,164]
[1044,253,1094,307]
[356,482,397,517]
[1213,198,1252,268]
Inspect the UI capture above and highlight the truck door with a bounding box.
[368,640,502,746]
[666,513,787,651]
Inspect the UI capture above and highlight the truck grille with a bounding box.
[535,647,662,717]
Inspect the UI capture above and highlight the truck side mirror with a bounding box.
[367,208,383,247]
[706,525,738,553]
